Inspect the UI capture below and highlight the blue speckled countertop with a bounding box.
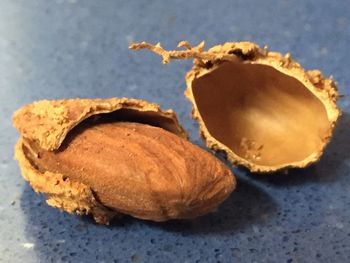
[1,1,350,262]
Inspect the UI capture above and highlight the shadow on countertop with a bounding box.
[248,112,350,186]
[142,177,277,234]
[20,176,277,262]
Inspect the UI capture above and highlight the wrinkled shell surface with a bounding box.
[13,98,235,223]
[130,41,341,172]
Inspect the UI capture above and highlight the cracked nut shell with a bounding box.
[130,41,341,173]
[13,98,236,224]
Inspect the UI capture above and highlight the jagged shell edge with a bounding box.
[13,97,188,151]
[184,42,341,173]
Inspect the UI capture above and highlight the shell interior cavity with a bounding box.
[130,41,340,172]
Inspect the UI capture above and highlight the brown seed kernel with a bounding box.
[13,98,235,223]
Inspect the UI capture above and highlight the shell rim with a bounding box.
[185,43,341,173]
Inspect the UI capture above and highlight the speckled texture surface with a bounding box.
[1,0,350,262]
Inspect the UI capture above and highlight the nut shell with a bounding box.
[15,138,115,224]
[130,41,341,172]
[13,97,187,151]
[13,98,235,223]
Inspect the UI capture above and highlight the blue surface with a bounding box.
[1,1,350,262]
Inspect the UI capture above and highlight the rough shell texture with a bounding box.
[13,98,187,224]
[15,138,115,224]
[13,98,235,223]
[13,97,187,151]
[130,41,341,173]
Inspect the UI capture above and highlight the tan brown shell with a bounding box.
[13,97,188,224]
[130,41,341,172]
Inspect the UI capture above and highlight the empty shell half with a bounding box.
[130,41,341,172]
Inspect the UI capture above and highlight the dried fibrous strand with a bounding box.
[129,41,239,66]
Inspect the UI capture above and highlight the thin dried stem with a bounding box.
[129,41,238,65]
